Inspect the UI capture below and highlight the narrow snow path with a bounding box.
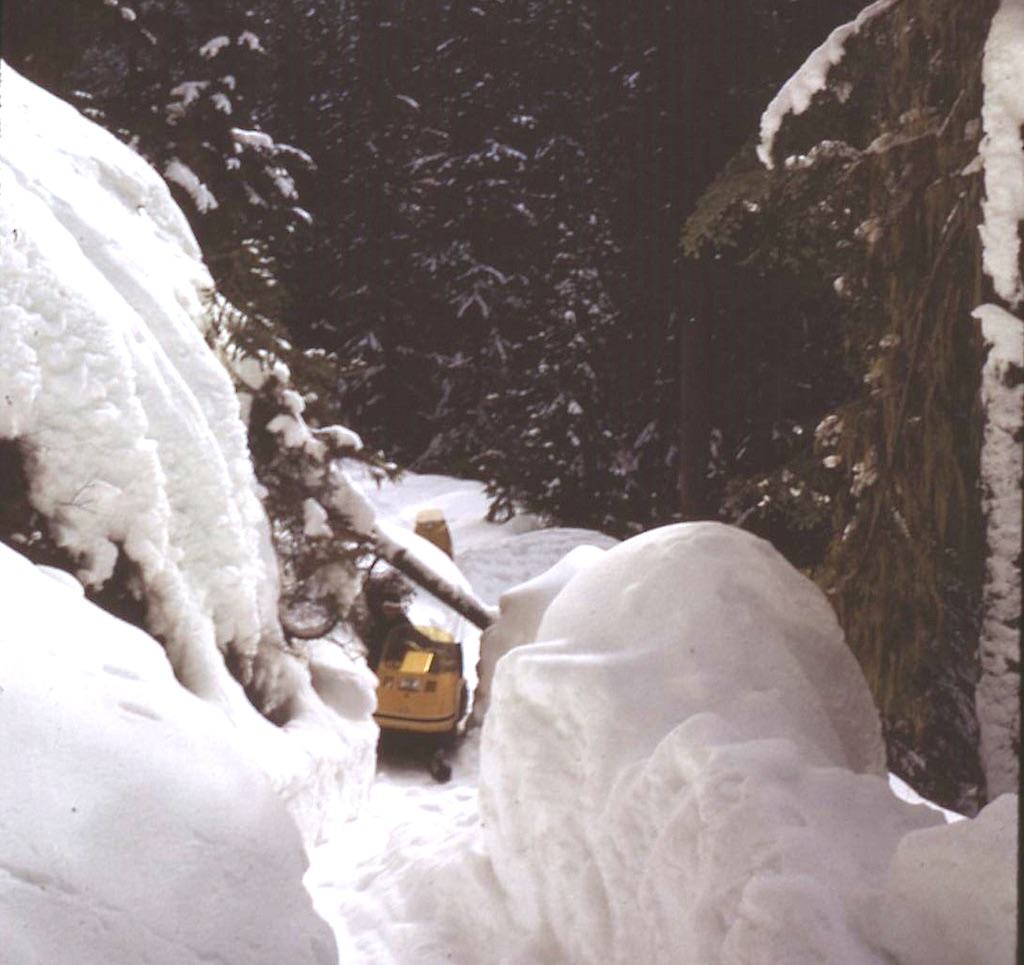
[306,734,483,964]
[306,471,616,963]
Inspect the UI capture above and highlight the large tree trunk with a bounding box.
[677,299,713,521]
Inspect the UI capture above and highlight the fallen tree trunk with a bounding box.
[371,527,497,631]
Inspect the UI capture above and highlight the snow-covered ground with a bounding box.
[1,58,1017,965]
[0,544,336,965]
[309,476,1014,965]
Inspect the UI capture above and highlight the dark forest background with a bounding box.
[4,0,864,536]
[3,1,1005,812]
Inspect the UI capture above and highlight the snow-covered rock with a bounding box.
[0,61,376,842]
[478,522,1015,964]
[0,543,336,965]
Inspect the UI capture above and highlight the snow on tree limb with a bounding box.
[757,0,899,169]
[972,304,1023,797]
[979,0,1024,307]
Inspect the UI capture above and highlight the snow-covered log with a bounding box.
[372,524,497,631]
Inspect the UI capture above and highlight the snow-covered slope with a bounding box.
[0,544,336,965]
[0,62,377,843]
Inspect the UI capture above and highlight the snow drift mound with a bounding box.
[480,522,1016,964]
[0,543,336,965]
[0,62,376,839]
[0,59,273,705]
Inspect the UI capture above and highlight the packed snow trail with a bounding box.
[307,471,618,963]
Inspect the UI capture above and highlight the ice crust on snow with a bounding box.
[757,0,897,168]
[973,304,1023,797]
[477,523,1014,964]
[0,544,336,965]
[979,0,1024,306]
[0,62,377,842]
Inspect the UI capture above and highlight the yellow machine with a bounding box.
[413,507,454,559]
[374,623,467,736]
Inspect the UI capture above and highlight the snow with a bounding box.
[328,465,377,536]
[166,79,208,122]
[200,35,231,60]
[238,30,265,53]
[876,793,1018,965]
[979,0,1024,306]
[887,774,965,823]
[350,465,543,557]
[310,515,1014,964]
[757,0,897,168]
[0,544,336,965]
[273,167,299,199]
[304,496,333,538]
[232,127,276,152]
[972,303,1023,797]
[0,62,377,844]
[164,157,219,212]
[481,523,897,964]
[471,542,608,723]
[2,61,1015,965]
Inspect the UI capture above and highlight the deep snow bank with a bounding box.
[0,62,376,840]
[479,523,1017,964]
[472,542,608,724]
[0,544,336,965]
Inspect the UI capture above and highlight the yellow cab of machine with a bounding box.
[374,620,467,736]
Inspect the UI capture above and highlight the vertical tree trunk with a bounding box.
[677,292,712,520]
